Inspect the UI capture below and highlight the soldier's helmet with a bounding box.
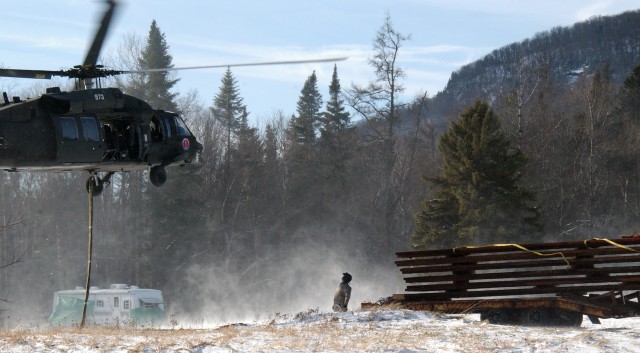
[342,272,352,283]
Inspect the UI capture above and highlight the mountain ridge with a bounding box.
[428,9,640,120]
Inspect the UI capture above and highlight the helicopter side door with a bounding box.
[56,115,104,163]
[145,114,175,164]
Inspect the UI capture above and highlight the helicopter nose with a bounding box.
[195,141,203,153]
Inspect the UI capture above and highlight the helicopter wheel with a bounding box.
[150,165,167,187]
[86,176,104,196]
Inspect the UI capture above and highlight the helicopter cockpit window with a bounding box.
[174,116,190,136]
[60,117,78,141]
[150,116,163,142]
[80,117,100,142]
[162,117,172,139]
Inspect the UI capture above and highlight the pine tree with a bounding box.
[120,19,183,288]
[137,20,179,112]
[212,67,246,183]
[290,71,323,145]
[412,100,541,248]
[133,20,208,291]
[617,64,640,121]
[321,65,351,141]
[283,71,324,226]
[318,65,353,209]
[213,68,246,134]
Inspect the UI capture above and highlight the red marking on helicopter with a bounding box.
[182,138,190,151]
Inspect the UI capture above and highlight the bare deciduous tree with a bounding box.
[346,13,412,255]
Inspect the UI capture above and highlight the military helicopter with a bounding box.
[0,0,345,196]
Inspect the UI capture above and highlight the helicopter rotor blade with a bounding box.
[0,57,346,81]
[121,57,349,74]
[0,69,61,79]
[83,0,118,68]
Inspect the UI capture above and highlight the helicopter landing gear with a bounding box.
[150,165,167,187]
[85,172,114,197]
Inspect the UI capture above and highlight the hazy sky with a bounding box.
[1,0,639,125]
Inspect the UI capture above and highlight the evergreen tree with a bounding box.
[318,65,353,209]
[211,67,247,184]
[412,101,541,248]
[289,71,323,145]
[617,64,640,121]
[321,65,351,141]
[213,68,246,134]
[137,20,179,112]
[283,71,324,228]
[134,20,207,291]
[120,19,183,288]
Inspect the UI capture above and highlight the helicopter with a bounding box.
[0,0,345,197]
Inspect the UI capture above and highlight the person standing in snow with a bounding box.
[333,272,352,312]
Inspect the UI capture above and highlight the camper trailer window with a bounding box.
[142,302,157,309]
[123,300,130,310]
[96,300,104,308]
[114,297,119,308]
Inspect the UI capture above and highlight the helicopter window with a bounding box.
[150,116,163,142]
[162,117,172,138]
[60,117,78,141]
[174,116,190,136]
[80,117,100,142]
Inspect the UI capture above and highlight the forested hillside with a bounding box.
[430,10,640,121]
[1,10,640,326]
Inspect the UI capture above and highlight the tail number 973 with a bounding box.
[94,93,105,101]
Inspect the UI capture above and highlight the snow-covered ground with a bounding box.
[1,308,640,353]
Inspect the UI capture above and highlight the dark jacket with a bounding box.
[332,282,351,312]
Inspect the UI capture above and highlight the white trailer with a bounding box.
[49,284,165,326]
